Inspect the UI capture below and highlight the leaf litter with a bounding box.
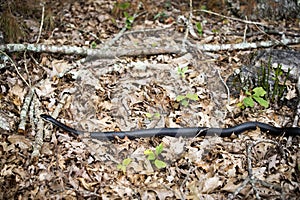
[0,0,299,199]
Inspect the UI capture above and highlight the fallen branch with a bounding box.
[31,94,44,161]
[0,43,182,60]
[1,37,300,60]
[18,89,34,133]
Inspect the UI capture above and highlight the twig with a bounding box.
[0,50,30,87]
[228,178,250,199]
[23,51,32,86]
[44,93,70,140]
[105,26,127,47]
[179,165,194,200]
[31,94,44,160]
[196,9,267,26]
[217,68,230,105]
[36,1,45,44]
[254,24,284,47]
[18,88,34,133]
[188,37,300,51]
[3,50,33,133]
[229,139,284,199]
[29,92,35,135]
[194,128,209,138]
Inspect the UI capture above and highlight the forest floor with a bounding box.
[0,0,300,199]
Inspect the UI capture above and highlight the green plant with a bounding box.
[195,22,203,36]
[176,93,199,107]
[124,12,134,29]
[257,61,290,103]
[112,2,134,29]
[90,41,97,49]
[200,5,207,10]
[145,112,160,120]
[212,29,219,33]
[144,143,167,169]
[154,12,167,20]
[177,66,188,78]
[117,158,132,174]
[235,57,291,109]
[239,87,269,109]
[116,2,130,10]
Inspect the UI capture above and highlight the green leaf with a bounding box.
[144,149,153,155]
[236,102,244,108]
[147,153,156,161]
[182,66,188,73]
[124,12,129,18]
[155,143,164,155]
[177,67,182,73]
[117,164,126,173]
[186,93,199,101]
[117,163,123,170]
[127,16,134,23]
[243,97,254,107]
[145,113,153,118]
[177,68,184,77]
[90,41,97,49]
[154,159,167,169]
[253,96,269,108]
[253,87,266,97]
[195,22,203,35]
[117,2,130,10]
[200,5,206,10]
[154,13,161,20]
[122,158,132,166]
[154,12,166,20]
[153,113,160,118]
[177,66,188,77]
[144,150,156,160]
[181,99,189,107]
[176,95,186,101]
[245,90,252,96]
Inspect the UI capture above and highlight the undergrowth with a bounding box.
[239,57,291,109]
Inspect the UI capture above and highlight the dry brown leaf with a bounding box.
[200,176,222,193]
[7,135,32,150]
[285,85,297,100]
[38,170,53,181]
[221,180,242,192]
[1,164,14,176]
[77,177,98,190]
[10,84,27,101]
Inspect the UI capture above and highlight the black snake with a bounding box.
[41,114,300,140]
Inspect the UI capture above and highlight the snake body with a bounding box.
[40,114,300,140]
